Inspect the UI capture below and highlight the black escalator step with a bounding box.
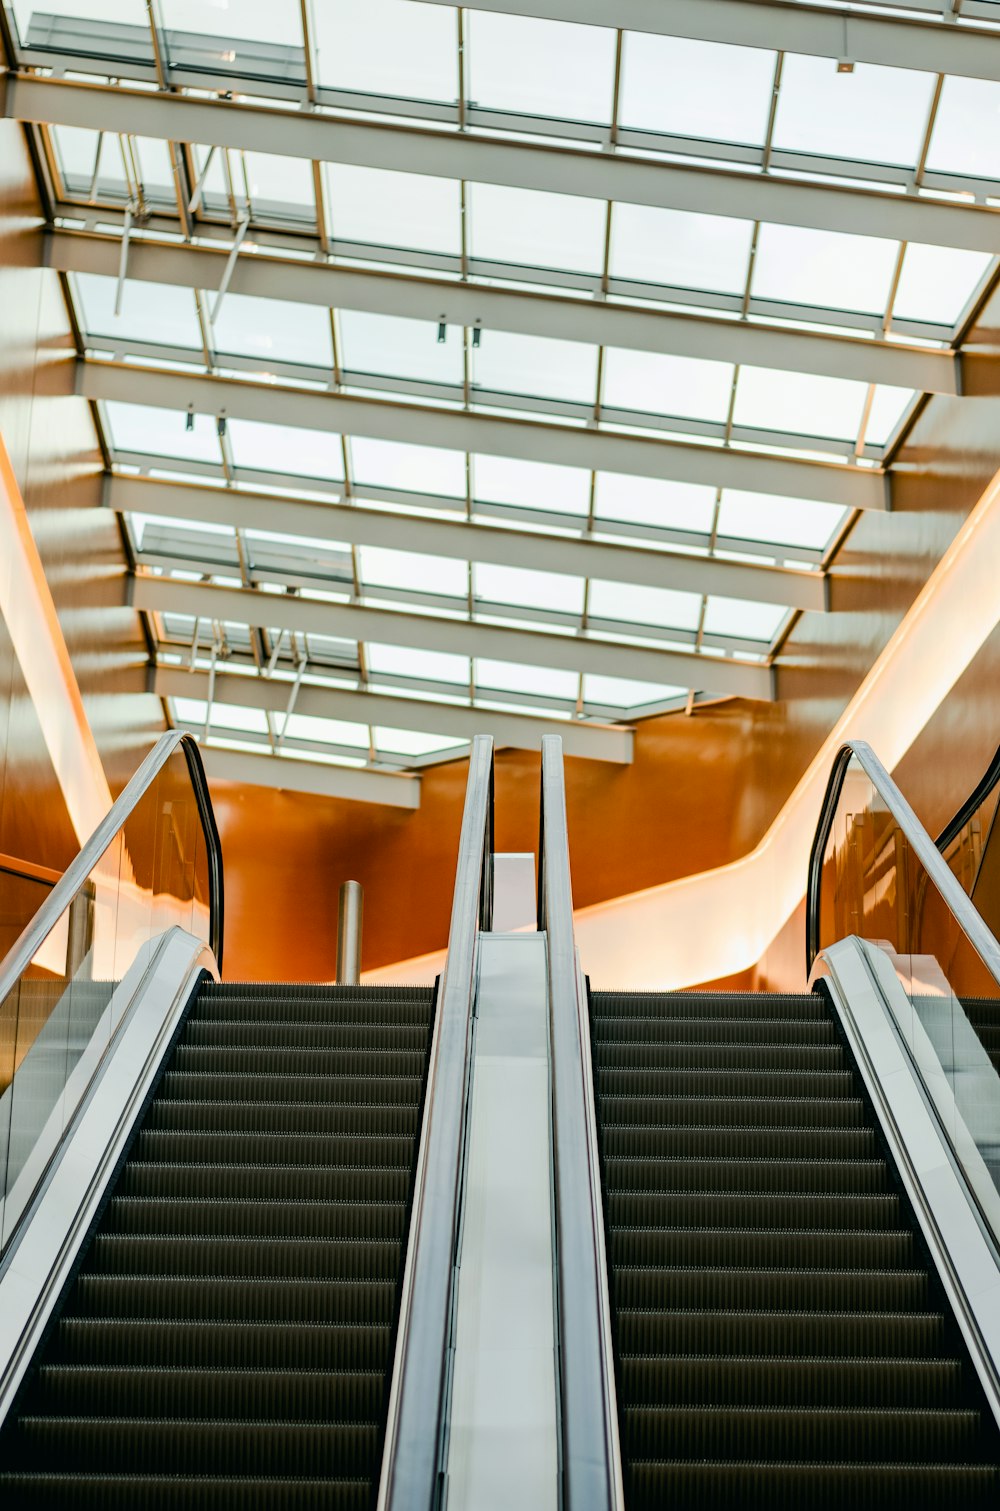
[135,1130,417,1167]
[51,1318,392,1371]
[11,1417,380,1476]
[119,1162,411,1203]
[172,1046,428,1076]
[623,1404,986,1461]
[612,1267,929,1312]
[27,1364,384,1421]
[199,982,431,999]
[87,1235,402,1282]
[183,1021,430,1052]
[620,1354,966,1408]
[598,1096,867,1130]
[609,1227,917,1269]
[592,992,823,1020]
[103,1197,406,1242]
[0,1473,371,1510]
[603,1125,878,1160]
[161,1072,424,1104]
[615,1309,949,1357]
[598,1068,855,1097]
[70,1274,396,1325]
[608,1190,903,1229]
[144,1101,420,1138]
[595,1016,837,1046]
[602,1157,890,1195]
[626,1458,1000,1510]
[597,1042,847,1072]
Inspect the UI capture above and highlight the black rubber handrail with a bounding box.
[539,734,622,1511]
[380,733,494,1511]
[935,738,1000,853]
[0,728,224,1003]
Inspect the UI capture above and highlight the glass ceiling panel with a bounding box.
[702,597,786,642]
[771,58,934,167]
[12,0,148,46]
[325,164,461,255]
[609,203,753,296]
[367,643,470,684]
[750,224,900,316]
[582,673,685,710]
[926,77,1000,179]
[619,33,775,144]
[339,311,463,386]
[350,437,466,498]
[471,455,590,517]
[892,244,994,327]
[467,11,615,123]
[51,124,175,202]
[227,419,344,481]
[283,712,369,747]
[866,386,916,448]
[588,580,702,632]
[475,659,578,700]
[212,293,333,370]
[475,563,584,615]
[471,332,598,405]
[311,0,458,102]
[173,697,270,735]
[74,272,202,351]
[733,368,869,442]
[593,475,717,535]
[105,401,221,463]
[159,0,302,49]
[466,182,606,275]
[602,349,733,425]
[238,151,315,221]
[376,727,468,757]
[716,490,847,551]
[359,545,467,598]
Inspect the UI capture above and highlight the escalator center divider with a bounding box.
[0,980,436,1511]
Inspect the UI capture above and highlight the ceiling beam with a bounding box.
[417,0,1000,86]
[153,664,633,763]
[131,574,775,701]
[46,230,961,397]
[107,475,827,613]
[193,741,421,806]
[6,73,1000,254]
[80,361,887,511]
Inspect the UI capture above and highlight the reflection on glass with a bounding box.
[0,742,212,1253]
[816,752,1000,1251]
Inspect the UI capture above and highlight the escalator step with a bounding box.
[71,1274,398,1324]
[101,1197,407,1242]
[609,1227,917,1269]
[26,1366,385,1421]
[608,1190,903,1228]
[622,1404,986,1460]
[144,1100,421,1137]
[600,1095,868,1129]
[592,992,823,1020]
[171,1045,428,1076]
[619,1354,966,1408]
[86,1235,403,1281]
[598,1068,856,1097]
[10,1417,380,1476]
[118,1162,411,1203]
[161,1072,424,1104]
[50,1318,392,1371]
[602,1157,890,1195]
[615,1309,949,1357]
[597,1042,848,1071]
[626,1458,1000,1509]
[612,1267,929,1311]
[603,1125,878,1159]
[134,1130,418,1167]
[183,1021,430,1051]
[594,1016,838,1045]
[0,1474,371,1510]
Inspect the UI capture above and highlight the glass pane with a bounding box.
[228,420,344,483]
[602,349,733,424]
[475,659,578,699]
[588,579,701,631]
[360,545,467,598]
[472,455,590,517]
[375,727,467,757]
[472,332,598,405]
[702,595,785,643]
[313,0,457,101]
[12,0,151,56]
[367,643,470,685]
[467,182,606,274]
[212,293,332,370]
[325,164,461,255]
[772,57,934,167]
[104,402,222,465]
[926,76,1000,180]
[619,33,775,144]
[350,437,466,498]
[75,274,202,352]
[610,203,753,296]
[593,474,717,533]
[816,753,1000,1246]
[160,0,303,49]
[583,673,686,710]
[716,489,847,551]
[892,244,993,328]
[476,563,583,615]
[733,368,868,442]
[339,312,463,386]
[0,741,213,1252]
[467,11,615,123]
[751,224,899,315]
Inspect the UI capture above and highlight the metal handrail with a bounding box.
[539,734,622,1511]
[806,738,1000,983]
[0,729,224,1004]
[380,733,494,1511]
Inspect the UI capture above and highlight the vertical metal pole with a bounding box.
[336,881,363,985]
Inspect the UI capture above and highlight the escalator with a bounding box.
[0,980,433,1508]
[591,987,1000,1509]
